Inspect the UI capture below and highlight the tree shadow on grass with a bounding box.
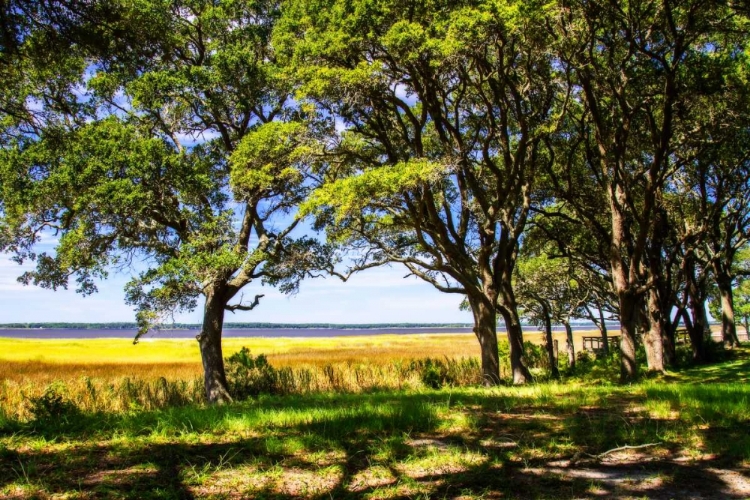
[1,436,747,499]
[1,387,749,498]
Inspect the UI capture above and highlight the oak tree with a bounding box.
[280,0,566,384]
[0,0,329,403]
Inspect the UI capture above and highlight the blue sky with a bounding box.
[0,252,473,324]
[0,205,473,325]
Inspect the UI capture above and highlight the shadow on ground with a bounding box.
[1,382,749,499]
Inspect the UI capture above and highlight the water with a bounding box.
[0,324,608,339]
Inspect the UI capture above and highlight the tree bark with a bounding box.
[685,297,711,363]
[562,320,575,370]
[470,298,501,385]
[541,301,559,379]
[683,256,710,363]
[716,276,740,347]
[648,205,672,369]
[743,317,750,341]
[497,281,532,384]
[694,297,713,352]
[680,308,703,363]
[617,290,639,382]
[499,307,532,384]
[644,287,665,373]
[198,289,233,404]
[608,180,639,383]
[553,340,559,369]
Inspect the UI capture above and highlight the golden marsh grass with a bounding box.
[0,329,608,419]
[0,329,610,366]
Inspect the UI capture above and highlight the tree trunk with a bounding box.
[683,255,710,363]
[499,307,532,384]
[744,317,750,341]
[198,289,233,404]
[694,297,713,350]
[681,308,704,363]
[656,276,677,368]
[497,282,532,385]
[598,307,609,355]
[541,301,559,379]
[647,205,670,370]
[681,307,694,333]
[617,290,639,382]
[644,287,665,373]
[470,298,501,385]
[562,320,575,369]
[716,276,740,348]
[609,182,639,383]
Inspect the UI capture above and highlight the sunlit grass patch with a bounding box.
[362,475,435,500]
[195,463,345,498]
[644,382,750,424]
[396,444,488,479]
[348,465,398,493]
[644,399,677,420]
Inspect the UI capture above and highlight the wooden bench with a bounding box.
[675,328,689,344]
[582,335,620,354]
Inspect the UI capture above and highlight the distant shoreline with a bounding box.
[0,324,618,339]
[0,321,619,330]
[0,322,478,330]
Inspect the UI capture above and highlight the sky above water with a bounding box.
[0,252,473,324]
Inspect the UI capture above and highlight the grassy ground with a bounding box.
[0,340,749,499]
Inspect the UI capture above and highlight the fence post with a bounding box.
[553,340,559,366]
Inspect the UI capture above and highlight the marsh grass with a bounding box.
[0,334,494,419]
[0,334,743,421]
[0,356,484,420]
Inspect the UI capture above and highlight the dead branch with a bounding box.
[225,294,264,313]
[569,442,663,466]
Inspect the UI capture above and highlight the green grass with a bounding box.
[1,350,749,498]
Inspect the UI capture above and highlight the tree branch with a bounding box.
[225,294,264,313]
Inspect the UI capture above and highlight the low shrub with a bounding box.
[25,386,81,425]
[523,341,549,370]
[416,357,482,388]
[225,347,281,399]
[498,340,549,380]
[418,359,447,389]
[566,348,619,383]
